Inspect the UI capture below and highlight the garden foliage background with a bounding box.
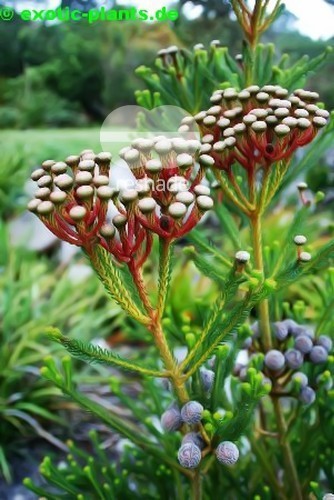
[0,0,334,497]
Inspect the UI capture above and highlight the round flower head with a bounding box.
[316,335,333,352]
[178,443,201,469]
[264,350,285,371]
[200,368,215,392]
[161,407,182,432]
[299,252,312,262]
[299,386,316,405]
[294,235,307,246]
[310,345,328,364]
[181,432,205,450]
[273,321,289,341]
[215,441,239,466]
[292,372,308,388]
[181,401,204,424]
[285,348,304,369]
[294,335,313,354]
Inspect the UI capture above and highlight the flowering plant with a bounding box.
[25,1,334,499]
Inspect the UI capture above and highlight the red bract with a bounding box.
[186,86,329,172]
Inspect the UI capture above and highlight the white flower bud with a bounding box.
[294,235,307,245]
[31,168,47,181]
[256,92,270,102]
[316,109,330,119]
[154,140,172,154]
[145,159,162,173]
[51,162,68,175]
[194,111,207,122]
[235,250,250,263]
[243,114,257,125]
[274,107,290,118]
[42,160,55,171]
[35,187,51,200]
[69,206,87,221]
[246,85,260,94]
[197,195,214,211]
[223,127,236,138]
[120,189,138,203]
[169,202,187,219]
[297,118,312,129]
[76,185,94,199]
[78,160,95,171]
[172,138,189,153]
[37,201,55,216]
[176,191,195,205]
[207,105,221,116]
[55,174,73,190]
[177,153,193,169]
[138,197,157,214]
[299,251,311,262]
[223,88,238,100]
[202,134,214,144]
[225,137,236,148]
[37,175,53,188]
[313,116,328,128]
[251,121,267,132]
[113,214,127,228]
[27,199,42,212]
[75,171,93,185]
[50,191,67,205]
[194,185,210,196]
[203,115,216,126]
[93,175,109,187]
[97,186,113,200]
[282,117,298,128]
[124,149,140,164]
[217,117,231,128]
[238,90,251,100]
[100,224,115,238]
[187,140,201,153]
[294,108,309,118]
[274,124,290,136]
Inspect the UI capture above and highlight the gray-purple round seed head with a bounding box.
[317,335,333,353]
[200,368,215,392]
[285,348,304,369]
[282,319,298,335]
[215,441,239,466]
[294,335,313,354]
[181,401,204,424]
[264,350,285,371]
[181,432,205,450]
[243,336,252,349]
[161,407,182,432]
[299,386,316,405]
[292,372,308,388]
[310,345,328,364]
[178,442,201,469]
[273,321,289,341]
[323,494,334,500]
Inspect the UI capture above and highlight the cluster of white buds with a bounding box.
[28,138,214,267]
[179,85,329,171]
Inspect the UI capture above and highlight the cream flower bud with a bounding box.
[50,191,67,205]
[75,171,93,185]
[238,90,251,100]
[169,202,187,219]
[76,185,94,199]
[299,251,311,262]
[297,118,311,129]
[187,140,201,153]
[194,185,210,196]
[235,250,250,263]
[217,117,231,128]
[78,160,95,171]
[294,235,307,245]
[274,124,290,136]
[155,140,173,155]
[37,201,55,216]
[203,115,216,126]
[27,199,42,212]
[176,191,195,205]
[100,224,115,238]
[202,134,214,144]
[31,168,46,181]
[113,214,127,228]
[196,195,214,211]
[51,162,68,175]
[177,153,193,169]
[124,149,140,164]
[294,109,309,118]
[138,197,157,214]
[313,116,328,128]
[69,206,87,221]
[200,144,212,154]
[145,159,162,173]
[251,121,267,133]
[65,155,80,167]
[97,186,113,200]
[172,138,189,153]
[256,92,270,102]
[42,160,55,172]
[37,175,53,188]
[93,175,110,187]
[35,187,51,200]
[120,189,138,203]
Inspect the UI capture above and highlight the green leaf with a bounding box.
[47,328,165,378]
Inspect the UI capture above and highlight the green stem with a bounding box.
[191,470,202,500]
[272,397,303,500]
[250,213,272,351]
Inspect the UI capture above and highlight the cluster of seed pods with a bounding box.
[236,318,333,405]
[179,86,329,171]
[28,139,214,267]
[161,400,239,469]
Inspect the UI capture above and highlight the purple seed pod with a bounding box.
[282,319,298,335]
[251,321,260,338]
[243,337,253,349]
[316,335,333,353]
[161,406,182,432]
[181,401,204,424]
[181,432,205,450]
[264,350,285,371]
[299,386,316,405]
[215,441,239,465]
[285,349,304,369]
[294,335,313,354]
[200,368,215,392]
[177,443,202,469]
[292,372,308,388]
[273,322,289,341]
[310,346,328,364]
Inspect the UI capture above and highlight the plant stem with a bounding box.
[272,397,303,500]
[192,470,202,500]
[250,213,272,351]
[249,209,302,499]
